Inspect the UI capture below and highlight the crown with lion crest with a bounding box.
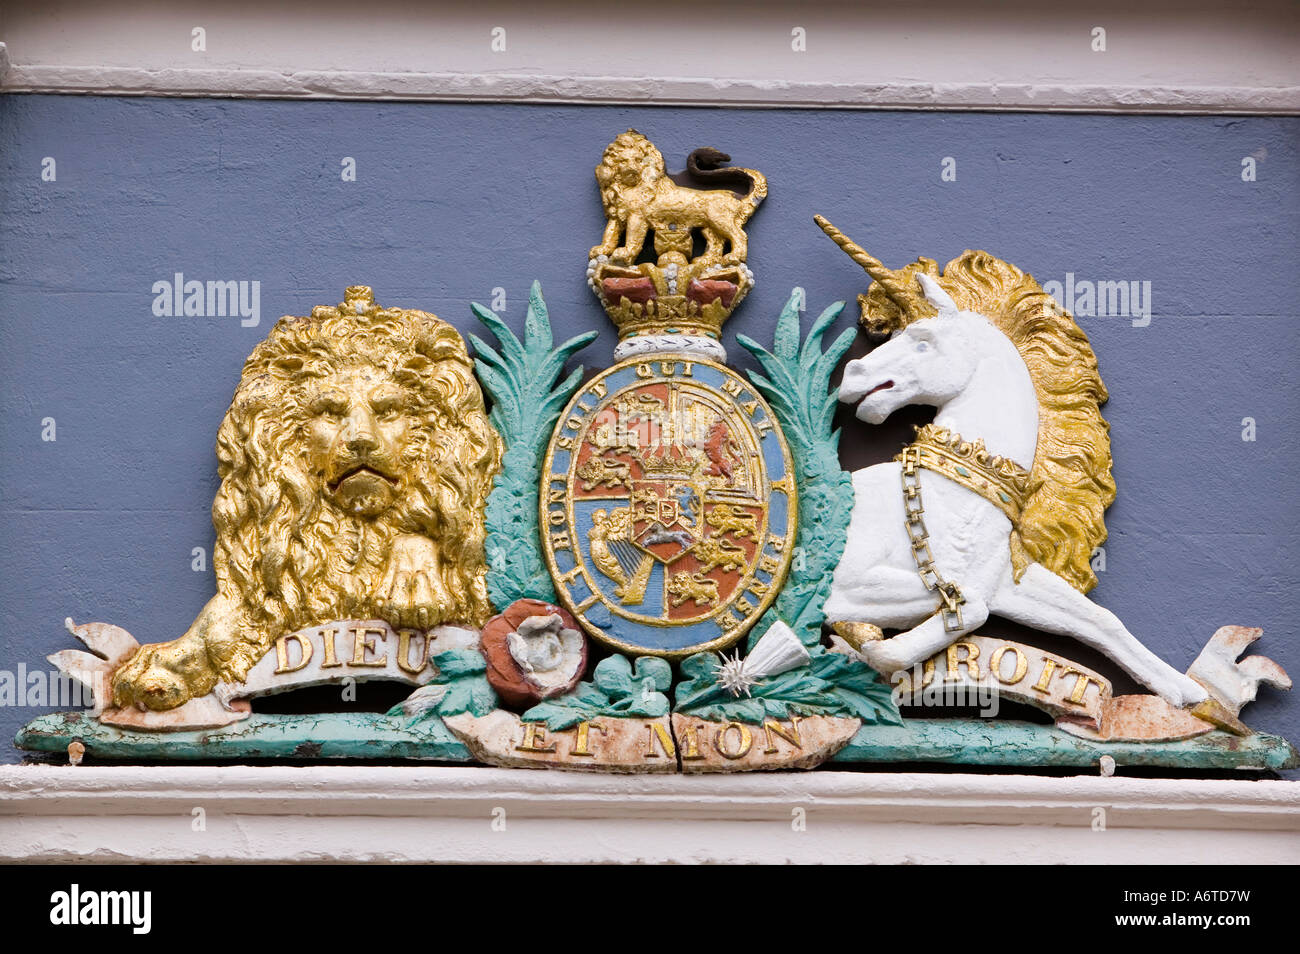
[586,130,766,361]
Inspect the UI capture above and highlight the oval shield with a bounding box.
[541,357,796,657]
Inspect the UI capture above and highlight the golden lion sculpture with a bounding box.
[111,286,502,711]
[589,129,766,267]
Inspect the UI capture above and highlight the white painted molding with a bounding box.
[3,765,1297,863]
[5,66,1298,114]
[2,1,1298,114]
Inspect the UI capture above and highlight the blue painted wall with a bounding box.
[1,96,1296,767]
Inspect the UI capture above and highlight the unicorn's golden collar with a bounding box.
[897,425,1035,525]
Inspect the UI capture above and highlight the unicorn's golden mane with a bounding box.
[863,250,1115,593]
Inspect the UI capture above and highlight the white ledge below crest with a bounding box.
[2,765,1296,863]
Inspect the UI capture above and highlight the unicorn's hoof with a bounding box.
[856,639,910,677]
[830,621,884,651]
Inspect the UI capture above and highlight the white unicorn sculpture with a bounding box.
[815,217,1287,718]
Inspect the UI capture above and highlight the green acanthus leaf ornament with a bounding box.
[470,282,597,609]
[736,291,857,649]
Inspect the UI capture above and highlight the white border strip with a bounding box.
[3,765,1297,863]
[4,65,1299,114]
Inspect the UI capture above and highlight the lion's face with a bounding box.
[110,288,509,708]
[207,288,503,678]
[596,160,644,190]
[596,131,664,212]
[304,366,415,518]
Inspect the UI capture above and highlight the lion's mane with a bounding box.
[208,293,502,680]
[595,129,665,221]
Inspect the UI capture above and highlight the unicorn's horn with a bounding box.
[813,215,933,317]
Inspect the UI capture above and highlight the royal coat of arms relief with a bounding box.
[20,130,1295,775]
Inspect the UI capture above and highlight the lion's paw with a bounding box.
[111,636,214,711]
[377,534,452,631]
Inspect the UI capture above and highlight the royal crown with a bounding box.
[586,130,766,362]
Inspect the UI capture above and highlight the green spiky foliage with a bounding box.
[470,282,597,609]
[737,292,857,649]
[672,650,902,726]
[387,649,498,723]
[673,292,900,727]
[522,656,672,731]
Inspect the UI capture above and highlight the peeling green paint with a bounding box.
[16,711,472,762]
[16,709,1296,771]
[835,720,1300,772]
